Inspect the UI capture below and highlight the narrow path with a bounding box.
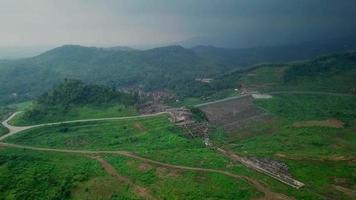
[0,142,292,200]
[332,185,356,199]
[268,91,356,97]
[194,94,250,107]
[88,155,158,200]
[0,112,34,141]
[195,90,355,108]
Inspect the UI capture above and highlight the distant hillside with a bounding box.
[214,51,356,94]
[1,42,356,105]
[173,51,356,102]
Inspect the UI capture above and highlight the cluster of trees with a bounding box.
[37,79,136,107]
[22,79,137,121]
[0,154,72,200]
[189,107,208,122]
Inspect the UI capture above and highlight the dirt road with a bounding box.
[88,155,159,200]
[268,91,356,97]
[0,111,169,141]
[195,91,355,108]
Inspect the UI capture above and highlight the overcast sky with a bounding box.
[0,0,356,48]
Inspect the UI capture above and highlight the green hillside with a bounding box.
[12,79,137,125]
[187,51,356,99]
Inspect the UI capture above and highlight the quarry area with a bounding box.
[199,95,271,131]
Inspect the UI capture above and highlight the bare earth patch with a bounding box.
[155,167,180,178]
[200,96,271,132]
[252,94,273,99]
[333,185,356,198]
[138,163,153,171]
[293,119,345,128]
[133,122,146,132]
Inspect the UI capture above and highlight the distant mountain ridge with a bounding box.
[1,40,356,105]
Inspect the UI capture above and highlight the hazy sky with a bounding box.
[1,0,356,48]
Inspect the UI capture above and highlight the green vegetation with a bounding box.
[3,114,265,199]
[4,93,356,199]
[6,101,33,111]
[211,93,356,199]
[0,125,8,136]
[6,115,233,169]
[2,43,352,105]
[281,52,356,93]
[189,51,356,99]
[0,106,13,136]
[12,79,138,125]
[255,94,356,122]
[7,115,182,151]
[71,177,143,200]
[1,48,356,199]
[0,106,14,121]
[12,104,137,126]
[0,45,245,105]
[228,93,356,158]
[0,148,105,200]
[105,155,261,200]
[189,107,208,122]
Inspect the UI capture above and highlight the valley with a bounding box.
[0,42,355,200]
[1,85,355,199]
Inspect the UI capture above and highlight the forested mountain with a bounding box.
[1,42,356,105]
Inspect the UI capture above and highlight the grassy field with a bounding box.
[232,94,356,160]
[105,155,261,200]
[238,66,287,92]
[216,93,356,200]
[5,115,237,170]
[11,104,137,126]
